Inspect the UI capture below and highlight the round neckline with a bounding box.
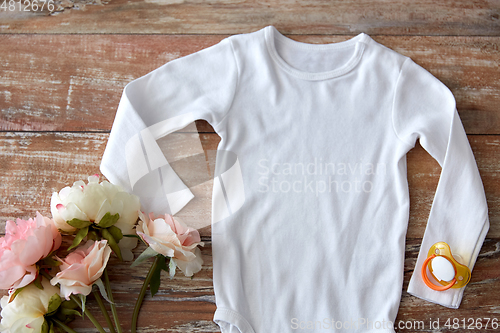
[264,25,369,81]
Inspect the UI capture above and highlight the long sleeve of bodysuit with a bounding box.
[100,37,239,216]
[393,58,490,308]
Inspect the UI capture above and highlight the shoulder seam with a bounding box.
[391,57,415,148]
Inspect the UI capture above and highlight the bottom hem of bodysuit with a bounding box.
[214,307,256,333]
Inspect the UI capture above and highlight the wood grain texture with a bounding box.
[0,0,499,35]
[0,132,498,239]
[1,34,499,134]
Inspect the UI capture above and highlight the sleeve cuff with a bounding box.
[407,217,490,309]
[407,280,464,309]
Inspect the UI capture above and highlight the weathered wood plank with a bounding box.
[0,0,499,35]
[0,132,498,239]
[0,35,499,134]
[1,0,497,330]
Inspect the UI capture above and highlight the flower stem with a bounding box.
[93,290,116,333]
[104,268,123,333]
[39,269,52,281]
[70,294,107,333]
[131,255,161,333]
[52,319,78,333]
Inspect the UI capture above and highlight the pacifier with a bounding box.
[421,241,471,291]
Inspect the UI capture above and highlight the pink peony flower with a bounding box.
[0,212,62,290]
[50,240,111,300]
[136,211,204,277]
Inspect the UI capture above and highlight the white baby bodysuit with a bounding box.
[100,25,490,332]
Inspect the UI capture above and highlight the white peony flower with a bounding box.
[0,277,60,333]
[51,174,141,261]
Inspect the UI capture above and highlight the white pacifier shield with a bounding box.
[431,256,455,282]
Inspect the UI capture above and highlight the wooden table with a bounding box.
[1,1,499,332]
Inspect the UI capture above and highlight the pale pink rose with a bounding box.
[50,240,111,300]
[0,212,62,290]
[136,211,204,277]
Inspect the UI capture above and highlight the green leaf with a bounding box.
[101,228,123,261]
[87,229,98,241]
[60,298,79,309]
[107,225,123,242]
[93,278,113,304]
[67,226,89,252]
[41,319,49,333]
[46,293,62,317]
[55,300,81,322]
[59,307,82,317]
[97,212,120,228]
[34,274,44,290]
[158,255,169,272]
[48,321,55,333]
[131,247,158,268]
[41,256,61,267]
[169,258,177,279]
[66,218,92,229]
[150,258,164,298]
[78,294,86,318]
